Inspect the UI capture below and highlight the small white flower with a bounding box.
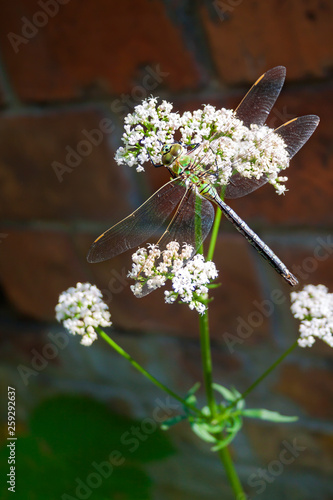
[115,97,290,195]
[55,282,112,346]
[128,242,218,314]
[290,284,333,348]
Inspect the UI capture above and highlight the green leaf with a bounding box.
[212,383,236,402]
[211,434,236,451]
[211,429,238,451]
[0,394,176,500]
[186,382,201,397]
[242,408,298,422]
[225,415,242,434]
[191,423,217,443]
[161,415,186,430]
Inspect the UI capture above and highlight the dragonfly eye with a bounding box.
[170,144,183,157]
[161,144,171,154]
[162,152,174,166]
[161,143,183,166]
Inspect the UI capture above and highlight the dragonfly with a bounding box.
[87,66,319,291]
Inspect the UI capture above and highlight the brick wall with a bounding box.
[0,1,332,498]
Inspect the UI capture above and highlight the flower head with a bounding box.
[290,284,333,348]
[55,282,112,346]
[115,98,290,195]
[128,242,218,314]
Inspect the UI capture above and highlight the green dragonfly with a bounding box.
[87,67,319,290]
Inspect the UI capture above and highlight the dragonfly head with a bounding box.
[161,143,183,166]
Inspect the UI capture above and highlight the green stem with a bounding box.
[199,309,245,498]
[97,327,201,416]
[207,207,222,261]
[217,443,246,499]
[199,309,217,415]
[229,340,298,409]
[200,196,245,498]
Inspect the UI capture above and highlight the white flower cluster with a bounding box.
[115,97,290,194]
[128,242,218,314]
[290,284,333,348]
[114,98,180,172]
[55,282,112,346]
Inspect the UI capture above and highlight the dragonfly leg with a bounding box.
[139,140,164,168]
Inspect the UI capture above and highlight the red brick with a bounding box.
[0,107,131,222]
[0,0,199,102]
[275,363,333,419]
[0,229,89,320]
[202,0,333,84]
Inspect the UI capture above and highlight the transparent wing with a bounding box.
[224,115,319,198]
[234,66,286,127]
[157,189,215,253]
[187,115,319,200]
[184,66,318,199]
[187,66,286,163]
[87,179,186,263]
[138,188,215,297]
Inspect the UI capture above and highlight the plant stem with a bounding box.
[201,201,245,498]
[199,308,245,498]
[97,327,201,416]
[230,340,298,409]
[199,309,217,415]
[217,443,246,499]
[207,207,222,261]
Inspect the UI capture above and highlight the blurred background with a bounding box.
[0,1,332,499]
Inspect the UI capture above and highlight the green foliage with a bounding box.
[0,394,175,500]
[160,382,297,452]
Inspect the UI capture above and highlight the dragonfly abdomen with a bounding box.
[208,191,298,286]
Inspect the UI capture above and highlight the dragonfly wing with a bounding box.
[157,189,215,254]
[235,66,286,127]
[225,114,319,199]
[137,189,215,297]
[224,172,267,199]
[87,179,185,263]
[274,115,320,159]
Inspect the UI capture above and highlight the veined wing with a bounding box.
[224,115,319,198]
[157,189,215,254]
[234,66,286,127]
[187,65,286,163]
[138,188,215,297]
[87,178,186,263]
[184,66,318,199]
[187,115,319,199]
